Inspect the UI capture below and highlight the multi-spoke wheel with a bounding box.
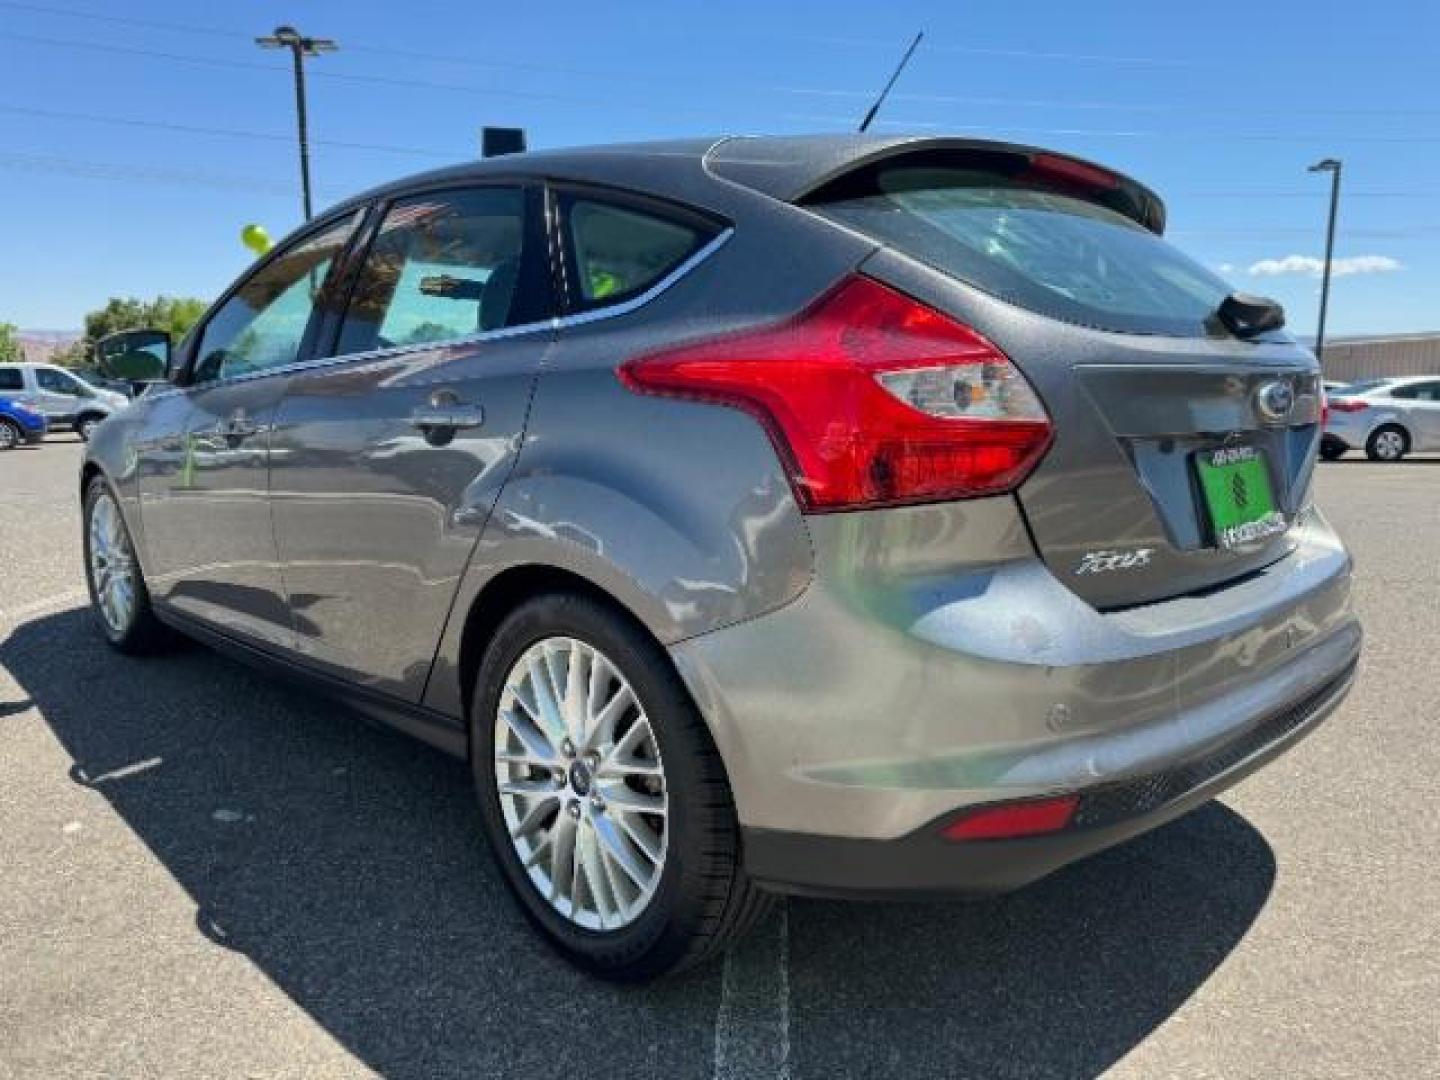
[472,591,772,980]
[1366,425,1407,462]
[494,636,668,931]
[0,418,20,450]
[82,476,171,653]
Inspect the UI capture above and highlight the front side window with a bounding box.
[561,194,716,311]
[336,187,531,356]
[193,211,360,383]
[37,367,90,397]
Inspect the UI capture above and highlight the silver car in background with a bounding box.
[80,135,1360,980]
[1322,375,1440,460]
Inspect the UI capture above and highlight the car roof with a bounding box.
[327,133,1167,233]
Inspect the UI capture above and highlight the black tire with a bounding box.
[1365,424,1408,462]
[471,591,771,980]
[1319,440,1346,461]
[0,417,20,451]
[82,476,174,654]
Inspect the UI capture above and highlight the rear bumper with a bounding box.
[743,656,1356,897]
[670,501,1360,894]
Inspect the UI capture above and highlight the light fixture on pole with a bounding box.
[256,25,337,222]
[1307,157,1342,367]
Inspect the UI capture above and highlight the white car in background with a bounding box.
[0,363,130,441]
[1322,375,1440,461]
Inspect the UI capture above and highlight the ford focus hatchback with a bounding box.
[80,135,1360,979]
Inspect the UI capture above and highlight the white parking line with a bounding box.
[713,901,791,1080]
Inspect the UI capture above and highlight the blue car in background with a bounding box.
[0,394,48,450]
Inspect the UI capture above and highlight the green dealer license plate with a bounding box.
[1194,445,1287,549]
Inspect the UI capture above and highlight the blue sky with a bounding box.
[1,0,1436,335]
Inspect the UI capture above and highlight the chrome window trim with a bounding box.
[553,226,733,330]
[167,226,733,393]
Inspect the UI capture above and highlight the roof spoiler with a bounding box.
[705,135,1167,235]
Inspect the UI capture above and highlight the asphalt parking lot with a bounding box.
[1,436,1436,1079]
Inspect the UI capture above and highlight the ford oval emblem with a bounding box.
[1255,380,1295,424]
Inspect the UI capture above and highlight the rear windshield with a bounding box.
[1335,378,1390,396]
[812,164,1234,338]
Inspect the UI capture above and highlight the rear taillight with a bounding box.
[1329,399,1369,413]
[619,276,1052,511]
[941,794,1080,841]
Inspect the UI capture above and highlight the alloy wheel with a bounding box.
[1374,429,1404,460]
[493,636,668,931]
[0,422,16,450]
[88,490,136,633]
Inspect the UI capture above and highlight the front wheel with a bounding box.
[471,592,771,980]
[1366,424,1407,462]
[83,477,173,653]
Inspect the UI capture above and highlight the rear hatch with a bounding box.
[788,142,1321,609]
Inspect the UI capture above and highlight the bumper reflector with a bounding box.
[941,794,1079,841]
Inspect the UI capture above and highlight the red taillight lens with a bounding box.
[941,794,1080,842]
[1329,399,1369,413]
[619,276,1052,511]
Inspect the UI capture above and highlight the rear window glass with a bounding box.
[0,368,23,391]
[812,164,1234,338]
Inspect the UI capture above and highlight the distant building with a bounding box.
[1319,332,1440,383]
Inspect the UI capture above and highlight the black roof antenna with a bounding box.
[858,31,924,133]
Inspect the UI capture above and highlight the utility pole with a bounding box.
[256,25,337,222]
[1307,157,1342,367]
[859,31,924,133]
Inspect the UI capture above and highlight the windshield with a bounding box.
[814,164,1236,337]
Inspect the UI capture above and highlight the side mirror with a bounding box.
[95,328,172,384]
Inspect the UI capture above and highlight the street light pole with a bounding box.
[1308,157,1342,367]
[256,26,337,222]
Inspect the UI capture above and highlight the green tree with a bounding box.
[75,295,209,366]
[0,322,22,363]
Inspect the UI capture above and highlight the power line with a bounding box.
[0,101,456,159]
[5,2,1439,119]
[0,149,327,196]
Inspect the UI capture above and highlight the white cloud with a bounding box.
[1247,254,1402,278]
[1217,262,1236,274]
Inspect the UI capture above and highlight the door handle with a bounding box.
[409,391,483,445]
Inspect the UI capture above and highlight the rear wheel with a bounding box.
[0,418,19,450]
[1366,424,1407,462]
[1319,439,1346,461]
[471,591,770,980]
[83,477,172,653]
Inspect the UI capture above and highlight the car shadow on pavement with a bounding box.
[5,607,1277,1080]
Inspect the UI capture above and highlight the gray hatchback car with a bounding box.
[81,135,1360,979]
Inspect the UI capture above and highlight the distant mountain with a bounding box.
[16,330,81,363]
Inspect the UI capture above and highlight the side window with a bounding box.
[1389,384,1418,400]
[0,368,24,391]
[561,195,718,311]
[336,187,531,357]
[37,368,87,396]
[193,211,360,384]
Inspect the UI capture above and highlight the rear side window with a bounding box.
[559,193,719,312]
[336,186,536,356]
[0,368,22,391]
[810,160,1234,338]
[1391,381,1440,401]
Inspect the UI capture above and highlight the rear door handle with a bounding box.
[409,405,484,431]
[409,391,483,444]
